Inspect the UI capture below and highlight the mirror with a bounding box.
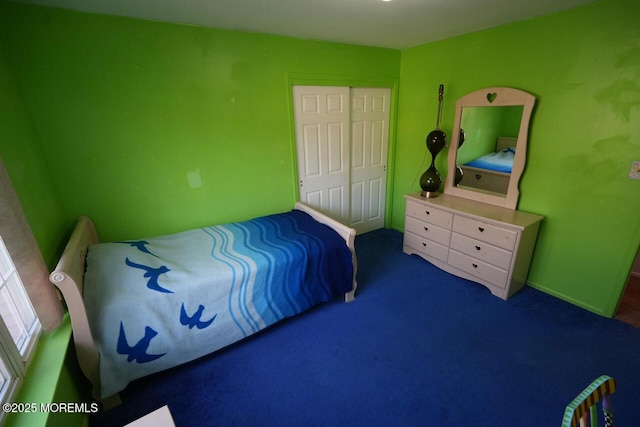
[456,105,523,194]
[444,87,536,209]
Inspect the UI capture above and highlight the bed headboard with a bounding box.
[49,216,104,402]
[496,136,517,152]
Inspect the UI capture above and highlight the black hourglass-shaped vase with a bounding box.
[420,129,446,197]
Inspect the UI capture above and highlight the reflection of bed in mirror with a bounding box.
[459,136,517,194]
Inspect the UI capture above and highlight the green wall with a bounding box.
[394,0,640,316]
[1,3,400,243]
[0,29,66,266]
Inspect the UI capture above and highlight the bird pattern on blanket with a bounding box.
[117,240,159,257]
[180,304,217,330]
[124,257,173,293]
[117,322,166,363]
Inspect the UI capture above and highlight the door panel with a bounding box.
[293,86,350,224]
[350,88,390,233]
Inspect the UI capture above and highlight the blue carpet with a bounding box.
[90,229,640,426]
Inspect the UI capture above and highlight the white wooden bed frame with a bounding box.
[49,202,357,408]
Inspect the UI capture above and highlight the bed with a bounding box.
[49,202,357,408]
[459,136,516,194]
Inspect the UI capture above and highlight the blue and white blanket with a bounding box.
[464,147,515,174]
[83,209,354,398]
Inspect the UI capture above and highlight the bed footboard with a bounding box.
[294,202,358,302]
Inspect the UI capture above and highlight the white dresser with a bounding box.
[403,192,543,300]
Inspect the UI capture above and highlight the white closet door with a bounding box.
[293,86,351,224]
[350,88,390,233]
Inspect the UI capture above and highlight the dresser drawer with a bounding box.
[404,231,449,263]
[406,201,452,229]
[450,233,513,270]
[448,250,509,289]
[452,216,517,251]
[405,217,451,246]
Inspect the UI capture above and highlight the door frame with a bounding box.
[287,73,399,230]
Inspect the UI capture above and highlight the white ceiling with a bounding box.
[13,0,598,49]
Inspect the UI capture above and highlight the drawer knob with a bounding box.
[475,245,481,251]
[472,263,478,269]
[478,227,485,232]
[425,210,430,215]
[422,242,427,247]
[424,226,429,231]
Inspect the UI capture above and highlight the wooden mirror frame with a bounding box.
[444,87,536,210]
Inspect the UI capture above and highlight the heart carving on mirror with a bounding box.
[486,92,497,103]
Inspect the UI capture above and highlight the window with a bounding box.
[0,235,41,408]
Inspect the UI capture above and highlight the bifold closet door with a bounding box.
[293,85,390,233]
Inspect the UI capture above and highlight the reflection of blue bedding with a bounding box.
[84,209,354,398]
[464,147,515,173]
